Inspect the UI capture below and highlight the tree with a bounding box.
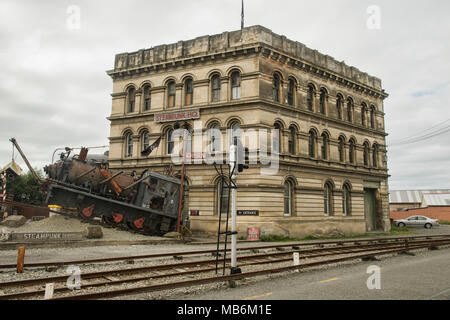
[5,169,45,205]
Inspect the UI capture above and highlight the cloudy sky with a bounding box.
[0,0,449,190]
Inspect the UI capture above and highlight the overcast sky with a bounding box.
[0,0,449,190]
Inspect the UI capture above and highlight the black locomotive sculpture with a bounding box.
[43,148,184,235]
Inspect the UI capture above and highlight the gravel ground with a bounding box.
[1,215,161,241]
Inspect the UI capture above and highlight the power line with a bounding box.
[390,118,450,144]
[390,124,450,147]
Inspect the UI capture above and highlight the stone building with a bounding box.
[106,25,390,237]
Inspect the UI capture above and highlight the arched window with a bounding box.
[229,121,241,146]
[184,78,193,106]
[288,126,296,155]
[321,132,329,160]
[361,103,367,126]
[217,179,230,215]
[141,131,150,154]
[184,124,193,154]
[370,106,376,129]
[363,142,370,166]
[209,123,221,153]
[166,129,174,155]
[319,88,327,115]
[349,139,356,164]
[143,85,151,111]
[347,97,353,122]
[167,81,176,108]
[324,182,334,216]
[273,123,282,153]
[273,73,281,103]
[373,143,379,168]
[308,130,316,158]
[307,85,315,111]
[336,95,343,120]
[125,132,133,158]
[287,79,295,106]
[127,87,136,113]
[231,71,241,100]
[342,183,352,216]
[338,136,345,162]
[284,180,294,216]
[211,75,221,102]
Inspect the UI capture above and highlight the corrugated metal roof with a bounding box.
[421,193,450,207]
[389,189,450,203]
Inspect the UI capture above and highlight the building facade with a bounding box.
[106,25,390,237]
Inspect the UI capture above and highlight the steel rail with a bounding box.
[0,233,448,269]
[0,237,445,288]
[1,239,449,300]
[1,239,444,300]
[50,242,450,300]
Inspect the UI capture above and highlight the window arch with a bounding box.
[370,106,376,129]
[166,128,175,155]
[273,73,281,103]
[124,131,133,158]
[307,84,315,111]
[308,130,317,158]
[288,126,296,155]
[229,120,241,146]
[273,122,283,153]
[230,71,241,100]
[284,179,295,216]
[372,143,379,168]
[321,132,329,160]
[319,88,327,115]
[336,94,343,120]
[216,178,230,215]
[127,87,136,113]
[211,74,221,102]
[209,123,221,153]
[167,80,176,108]
[363,142,370,166]
[184,78,193,106]
[349,138,356,164]
[338,136,345,162]
[141,131,150,154]
[142,84,151,111]
[287,78,296,106]
[361,103,367,126]
[324,181,334,216]
[346,97,354,122]
[342,183,352,216]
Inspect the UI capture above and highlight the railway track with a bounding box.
[0,235,449,300]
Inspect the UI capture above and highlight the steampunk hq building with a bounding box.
[106,25,390,237]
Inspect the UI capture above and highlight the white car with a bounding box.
[394,216,439,228]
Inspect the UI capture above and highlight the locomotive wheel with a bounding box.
[126,216,146,233]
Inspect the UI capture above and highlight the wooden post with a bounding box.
[17,246,25,273]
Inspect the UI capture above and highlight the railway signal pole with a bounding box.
[229,139,241,275]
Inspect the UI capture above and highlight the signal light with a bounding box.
[238,147,249,173]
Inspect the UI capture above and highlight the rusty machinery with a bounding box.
[10,138,186,235]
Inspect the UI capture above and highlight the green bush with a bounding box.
[5,170,45,205]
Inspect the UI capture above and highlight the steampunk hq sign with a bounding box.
[154,109,200,123]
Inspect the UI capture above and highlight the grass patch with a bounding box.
[439,220,450,225]
[259,224,413,242]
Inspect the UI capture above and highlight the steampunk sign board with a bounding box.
[154,109,200,123]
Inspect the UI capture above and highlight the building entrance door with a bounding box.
[364,188,377,231]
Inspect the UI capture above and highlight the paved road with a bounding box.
[177,247,450,300]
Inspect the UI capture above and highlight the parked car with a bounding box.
[394,216,439,228]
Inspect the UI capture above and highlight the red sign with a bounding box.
[247,227,260,241]
[154,109,200,123]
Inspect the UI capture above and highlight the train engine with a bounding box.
[43,148,184,235]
